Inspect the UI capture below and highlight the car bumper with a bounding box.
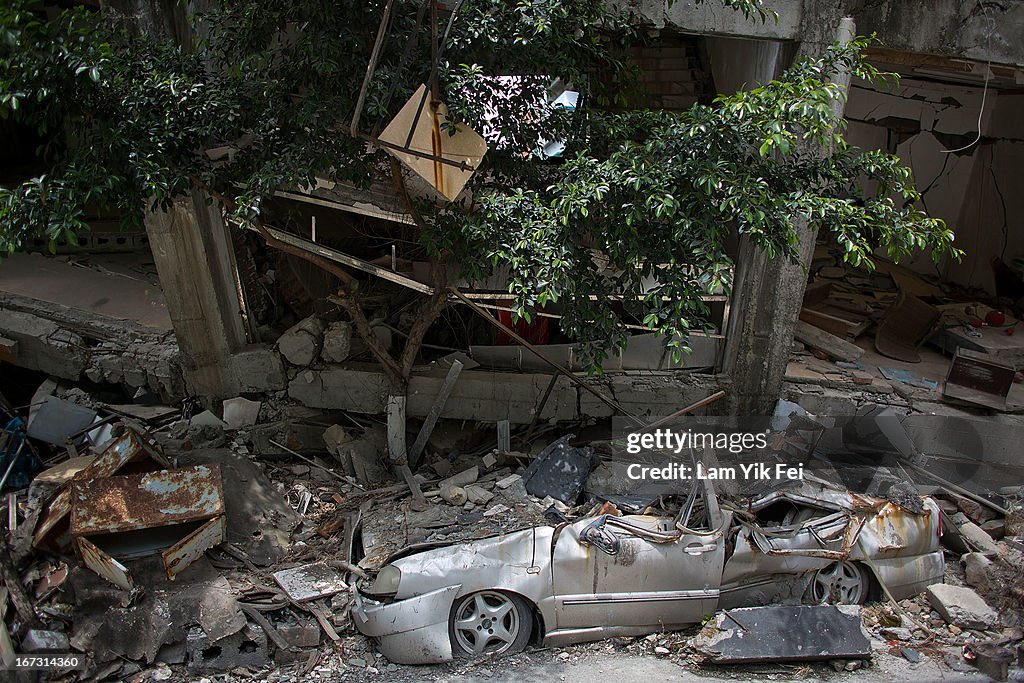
[868,550,944,600]
[351,584,462,664]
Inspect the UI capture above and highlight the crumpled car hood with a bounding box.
[386,526,557,601]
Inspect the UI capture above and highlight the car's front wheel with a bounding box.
[449,590,533,658]
[811,561,869,604]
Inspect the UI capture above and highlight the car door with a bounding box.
[550,480,729,630]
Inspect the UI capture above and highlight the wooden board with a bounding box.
[794,321,865,362]
[800,307,870,340]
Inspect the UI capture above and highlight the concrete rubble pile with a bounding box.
[0,382,1023,682]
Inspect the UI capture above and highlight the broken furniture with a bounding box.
[801,282,872,340]
[942,348,1016,411]
[33,424,170,554]
[70,464,226,591]
[31,423,226,590]
[875,291,941,363]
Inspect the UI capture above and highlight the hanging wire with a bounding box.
[940,1,994,154]
[938,60,990,154]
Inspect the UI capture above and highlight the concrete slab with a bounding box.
[0,252,170,329]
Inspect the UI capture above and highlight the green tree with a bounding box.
[0,0,958,413]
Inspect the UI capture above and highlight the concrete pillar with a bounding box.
[146,192,247,401]
[721,15,855,415]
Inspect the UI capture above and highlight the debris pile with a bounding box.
[1,378,1023,681]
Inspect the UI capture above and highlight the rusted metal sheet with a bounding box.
[76,536,134,592]
[70,465,224,536]
[163,515,226,580]
[33,425,169,553]
[85,426,170,477]
[33,487,73,553]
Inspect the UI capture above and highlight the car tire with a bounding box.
[449,590,533,659]
[810,561,869,604]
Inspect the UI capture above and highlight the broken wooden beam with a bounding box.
[408,358,464,468]
[795,320,865,362]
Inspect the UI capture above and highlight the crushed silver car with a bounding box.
[351,479,943,664]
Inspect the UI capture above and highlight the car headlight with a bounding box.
[364,564,401,596]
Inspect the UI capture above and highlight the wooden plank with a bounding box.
[794,321,865,362]
[408,359,464,467]
[800,307,870,340]
[254,225,434,294]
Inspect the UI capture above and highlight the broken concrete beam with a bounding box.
[230,346,286,393]
[953,515,1000,556]
[276,315,324,366]
[321,321,352,363]
[926,584,999,630]
[186,624,267,673]
[691,605,870,663]
[438,466,478,490]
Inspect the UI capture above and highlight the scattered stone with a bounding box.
[481,452,499,469]
[321,321,352,363]
[222,397,262,429]
[278,623,320,649]
[654,646,670,656]
[926,585,999,630]
[900,648,921,663]
[277,316,324,366]
[943,648,973,672]
[465,485,495,505]
[440,485,468,506]
[151,663,173,681]
[482,503,510,517]
[962,552,994,591]
[967,641,1014,681]
[21,629,70,653]
[495,474,522,490]
[980,518,1005,540]
[948,624,962,636]
[879,627,913,642]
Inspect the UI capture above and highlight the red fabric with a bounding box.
[496,304,550,345]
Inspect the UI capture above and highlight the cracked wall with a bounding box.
[845,76,1024,293]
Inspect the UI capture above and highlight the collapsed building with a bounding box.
[2,0,1024,680]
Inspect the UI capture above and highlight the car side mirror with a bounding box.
[579,517,619,556]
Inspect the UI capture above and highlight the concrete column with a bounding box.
[721,15,855,415]
[145,191,246,401]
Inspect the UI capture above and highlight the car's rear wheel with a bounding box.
[811,561,869,604]
[449,590,532,658]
